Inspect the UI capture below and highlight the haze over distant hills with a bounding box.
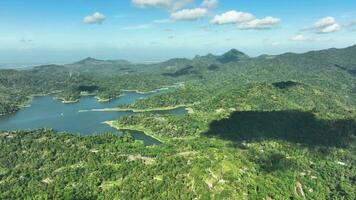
[1,44,355,70]
[1,44,355,115]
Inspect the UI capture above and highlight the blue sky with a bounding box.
[0,0,356,64]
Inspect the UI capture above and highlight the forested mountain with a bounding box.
[67,57,134,76]
[0,45,355,199]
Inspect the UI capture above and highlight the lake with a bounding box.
[0,90,187,145]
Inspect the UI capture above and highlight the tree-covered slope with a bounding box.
[1,44,355,115]
[0,129,355,199]
[0,45,356,199]
[125,45,356,113]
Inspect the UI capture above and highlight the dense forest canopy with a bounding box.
[0,45,355,199]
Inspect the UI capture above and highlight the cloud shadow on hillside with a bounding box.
[204,111,356,148]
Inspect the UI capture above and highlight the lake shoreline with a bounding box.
[79,105,190,113]
[0,83,185,145]
[103,121,165,143]
[57,82,184,104]
[6,82,185,116]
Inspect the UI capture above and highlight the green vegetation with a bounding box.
[0,65,90,114]
[0,45,356,199]
[0,63,175,115]
[112,112,213,141]
[0,129,354,199]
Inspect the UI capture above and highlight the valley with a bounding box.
[0,46,355,199]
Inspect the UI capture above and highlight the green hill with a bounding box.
[0,45,355,199]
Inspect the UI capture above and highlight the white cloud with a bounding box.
[291,34,314,41]
[132,0,170,7]
[291,34,308,41]
[132,0,192,11]
[314,17,336,28]
[171,8,209,21]
[312,17,340,33]
[211,10,280,30]
[171,0,193,10]
[211,10,255,25]
[239,16,280,30]
[201,0,218,9]
[83,12,106,24]
[319,23,340,33]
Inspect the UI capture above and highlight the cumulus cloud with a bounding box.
[171,0,193,10]
[211,10,280,30]
[132,0,170,7]
[201,0,218,9]
[211,10,255,25]
[83,12,106,24]
[238,16,280,30]
[171,8,209,21]
[312,17,340,33]
[132,0,192,11]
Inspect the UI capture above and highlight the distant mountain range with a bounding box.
[1,44,355,115]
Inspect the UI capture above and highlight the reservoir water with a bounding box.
[0,90,187,145]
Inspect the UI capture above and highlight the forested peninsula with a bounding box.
[0,46,355,199]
